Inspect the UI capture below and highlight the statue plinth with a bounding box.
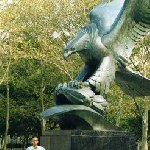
[40,130,136,150]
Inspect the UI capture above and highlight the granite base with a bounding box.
[40,130,137,150]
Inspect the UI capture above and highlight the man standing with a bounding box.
[26,137,45,150]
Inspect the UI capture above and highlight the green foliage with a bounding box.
[0,0,149,142]
[0,0,100,139]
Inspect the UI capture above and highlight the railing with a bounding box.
[0,136,31,150]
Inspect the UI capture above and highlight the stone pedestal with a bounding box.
[40,130,137,150]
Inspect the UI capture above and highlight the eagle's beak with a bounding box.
[64,44,77,60]
[63,49,72,60]
[63,51,69,60]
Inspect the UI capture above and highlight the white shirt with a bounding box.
[26,146,45,150]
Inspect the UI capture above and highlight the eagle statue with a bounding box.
[41,0,150,130]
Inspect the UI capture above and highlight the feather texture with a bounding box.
[101,0,150,59]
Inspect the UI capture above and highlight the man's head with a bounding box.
[64,23,99,59]
[31,137,39,147]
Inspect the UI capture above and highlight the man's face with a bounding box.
[32,137,39,147]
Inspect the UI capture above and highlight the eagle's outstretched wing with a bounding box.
[102,0,150,59]
[116,68,150,96]
[89,0,126,36]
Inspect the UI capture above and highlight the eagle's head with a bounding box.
[64,23,102,59]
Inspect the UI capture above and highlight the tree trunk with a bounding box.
[40,60,46,132]
[141,101,148,150]
[141,48,148,150]
[116,97,123,126]
[3,67,10,150]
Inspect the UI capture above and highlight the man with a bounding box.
[26,137,45,150]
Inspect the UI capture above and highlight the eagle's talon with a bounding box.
[67,80,90,89]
